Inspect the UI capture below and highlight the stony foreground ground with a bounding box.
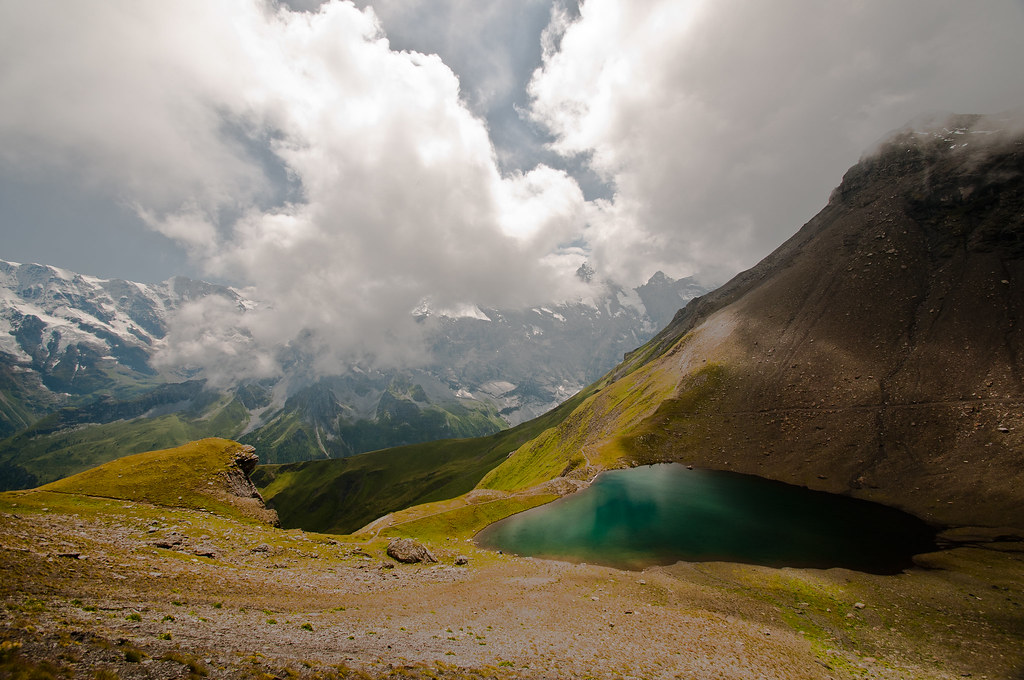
[1,489,1023,679]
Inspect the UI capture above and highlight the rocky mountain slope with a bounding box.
[353,113,1024,538]
[0,257,705,485]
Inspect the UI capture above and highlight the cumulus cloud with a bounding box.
[3,0,1023,384]
[0,0,588,380]
[528,0,1024,285]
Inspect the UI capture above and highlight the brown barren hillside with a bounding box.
[593,113,1024,528]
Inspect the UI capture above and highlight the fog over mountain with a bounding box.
[0,256,705,480]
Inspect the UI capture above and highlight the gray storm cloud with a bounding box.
[1,0,1022,383]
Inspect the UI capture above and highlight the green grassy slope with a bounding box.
[253,385,597,534]
[40,437,274,524]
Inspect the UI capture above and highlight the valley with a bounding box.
[1,114,1023,678]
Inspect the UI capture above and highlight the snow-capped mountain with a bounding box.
[0,260,244,392]
[0,257,707,482]
[417,271,706,425]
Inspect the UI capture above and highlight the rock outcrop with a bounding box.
[215,444,279,527]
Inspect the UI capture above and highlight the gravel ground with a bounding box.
[2,492,1023,679]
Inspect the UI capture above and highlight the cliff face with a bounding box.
[521,115,1024,529]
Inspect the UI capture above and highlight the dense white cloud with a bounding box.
[529,0,1024,285]
[2,0,1023,383]
[0,0,588,380]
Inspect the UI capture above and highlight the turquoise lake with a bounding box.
[475,464,937,573]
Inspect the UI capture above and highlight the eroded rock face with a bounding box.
[215,444,279,527]
[386,538,437,564]
[233,445,259,476]
[221,445,264,500]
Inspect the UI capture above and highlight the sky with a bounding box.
[2,0,1023,380]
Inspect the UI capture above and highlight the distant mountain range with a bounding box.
[0,257,706,488]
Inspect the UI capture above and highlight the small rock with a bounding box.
[997,426,1010,433]
[250,543,271,553]
[192,546,217,559]
[386,538,437,564]
[454,555,469,566]
[854,602,866,609]
[151,533,186,550]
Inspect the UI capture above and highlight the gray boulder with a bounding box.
[386,538,437,564]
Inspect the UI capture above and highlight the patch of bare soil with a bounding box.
[2,492,1023,679]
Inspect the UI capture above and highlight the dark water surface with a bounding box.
[475,464,937,573]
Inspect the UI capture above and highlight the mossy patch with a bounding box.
[615,362,727,463]
[479,354,685,493]
[378,493,559,544]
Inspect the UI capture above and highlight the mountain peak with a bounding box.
[575,262,596,283]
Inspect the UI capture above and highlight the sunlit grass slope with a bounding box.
[40,437,267,522]
[257,322,700,539]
